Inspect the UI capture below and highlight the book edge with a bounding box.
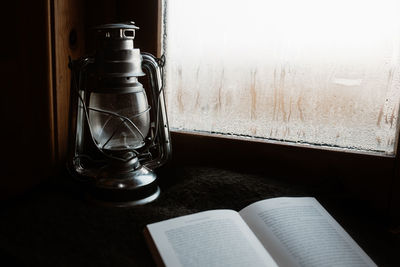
[143,226,167,267]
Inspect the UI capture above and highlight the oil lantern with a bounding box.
[68,22,171,206]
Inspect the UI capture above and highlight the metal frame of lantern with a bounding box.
[67,22,171,206]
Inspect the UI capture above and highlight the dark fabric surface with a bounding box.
[0,165,398,266]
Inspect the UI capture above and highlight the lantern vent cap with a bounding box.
[93,21,139,30]
[94,22,139,40]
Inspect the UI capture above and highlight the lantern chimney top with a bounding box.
[94,21,139,40]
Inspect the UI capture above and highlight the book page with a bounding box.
[146,209,278,267]
[239,197,376,267]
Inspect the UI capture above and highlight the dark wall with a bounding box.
[0,1,54,199]
[84,0,158,55]
[116,0,159,55]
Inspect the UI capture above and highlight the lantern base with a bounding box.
[85,163,161,207]
[87,186,160,207]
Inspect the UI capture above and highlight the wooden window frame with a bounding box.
[51,0,400,222]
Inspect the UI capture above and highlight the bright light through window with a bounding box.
[162,0,400,155]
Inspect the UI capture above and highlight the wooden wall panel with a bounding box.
[84,0,117,52]
[53,0,86,164]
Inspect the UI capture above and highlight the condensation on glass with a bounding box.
[161,0,400,155]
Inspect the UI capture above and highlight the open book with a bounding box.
[144,197,376,267]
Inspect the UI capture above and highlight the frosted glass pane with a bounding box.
[162,0,400,155]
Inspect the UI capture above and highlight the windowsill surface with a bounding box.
[0,164,398,266]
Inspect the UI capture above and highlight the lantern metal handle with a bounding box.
[141,53,171,169]
[68,56,98,178]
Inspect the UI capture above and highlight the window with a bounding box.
[161,0,400,155]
